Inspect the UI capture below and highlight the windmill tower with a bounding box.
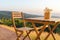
[44,7,52,19]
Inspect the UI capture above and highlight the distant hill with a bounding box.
[0,11,11,19]
[23,13,42,18]
[0,11,41,19]
[0,11,60,19]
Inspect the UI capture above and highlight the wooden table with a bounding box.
[24,17,60,40]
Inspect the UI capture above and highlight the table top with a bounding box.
[25,17,60,22]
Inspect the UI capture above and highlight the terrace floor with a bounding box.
[0,24,60,40]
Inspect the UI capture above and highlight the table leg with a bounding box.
[32,22,40,40]
[44,25,55,40]
[36,24,47,40]
[44,22,59,40]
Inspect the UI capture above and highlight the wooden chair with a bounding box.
[11,11,33,40]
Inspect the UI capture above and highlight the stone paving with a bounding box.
[0,25,30,40]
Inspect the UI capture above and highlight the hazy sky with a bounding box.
[0,0,60,14]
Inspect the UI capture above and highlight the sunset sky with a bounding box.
[0,0,60,15]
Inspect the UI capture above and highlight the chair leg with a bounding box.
[18,31,23,38]
[16,31,23,40]
[16,37,20,40]
[15,30,20,40]
[23,30,31,40]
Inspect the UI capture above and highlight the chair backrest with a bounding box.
[12,11,23,18]
[12,11,26,29]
